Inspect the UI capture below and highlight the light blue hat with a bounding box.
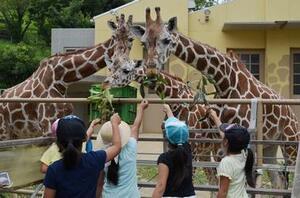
[164,117,189,145]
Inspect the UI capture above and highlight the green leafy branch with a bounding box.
[88,85,114,122]
[139,74,167,101]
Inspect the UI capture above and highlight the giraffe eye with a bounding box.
[162,38,171,45]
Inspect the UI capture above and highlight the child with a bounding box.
[152,104,195,198]
[209,110,255,198]
[98,99,149,198]
[40,117,100,173]
[43,113,121,198]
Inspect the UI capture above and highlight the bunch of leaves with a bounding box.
[88,85,114,122]
[193,75,217,121]
[140,74,167,100]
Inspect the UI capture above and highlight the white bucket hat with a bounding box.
[97,121,131,148]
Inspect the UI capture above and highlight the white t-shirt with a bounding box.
[217,152,249,198]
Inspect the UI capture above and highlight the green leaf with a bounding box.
[140,84,145,98]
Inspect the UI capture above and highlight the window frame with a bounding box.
[291,48,300,97]
[227,49,265,83]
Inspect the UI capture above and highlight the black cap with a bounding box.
[219,123,250,151]
[56,115,86,143]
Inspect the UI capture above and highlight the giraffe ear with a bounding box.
[130,25,145,38]
[107,20,117,31]
[167,17,177,32]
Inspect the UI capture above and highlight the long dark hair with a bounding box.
[57,139,83,169]
[107,158,119,185]
[244,148,255,187]
[169,143,190,190]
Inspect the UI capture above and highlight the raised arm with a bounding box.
[162,104,173,118]
[208,109,224,138]
[105,113,122,162]
[131,99,149,140]
[86,118,101,140]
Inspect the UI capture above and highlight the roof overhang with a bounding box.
[223,20,300,31]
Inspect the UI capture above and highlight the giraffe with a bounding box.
[130,7,299,189]
[0,14,135,141]
[105,60,222,185]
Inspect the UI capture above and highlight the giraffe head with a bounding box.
[130,7,178,70]
[105,14,136,74]
[104,60,146,87]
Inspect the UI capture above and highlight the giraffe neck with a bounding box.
[173,32,255,98]
[35,39,115,96]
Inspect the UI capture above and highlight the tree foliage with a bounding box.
[0,0,31,43]
[194,0,218,9]
[81,0,133,17]
[0,43,49,88]
[28,0,93,44]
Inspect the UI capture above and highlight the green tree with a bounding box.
[28,0,92,45]
[195,0,218,9]
[0,0,31,43]
[0,43,49,88]
[81,0,133,17]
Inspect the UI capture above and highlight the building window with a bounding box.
[292,50,300,95]
[229,49,264,81]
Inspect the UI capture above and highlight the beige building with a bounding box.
[93,0,300,133]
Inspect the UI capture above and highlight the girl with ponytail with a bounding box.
[152,104,195,198]
[43,114,122,198]
[209,110,255,198]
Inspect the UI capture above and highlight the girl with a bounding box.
[152,104,195,198]
[209,110,255,198]
[98,99,149,198]
[43,113,122,198]
[40,117,100,173]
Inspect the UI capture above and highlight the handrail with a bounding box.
[0,97,299,105]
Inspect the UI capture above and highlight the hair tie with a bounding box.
[177,143,183,146]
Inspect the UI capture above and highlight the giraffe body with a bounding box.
[130,7,299,189]
[0,14,135,141]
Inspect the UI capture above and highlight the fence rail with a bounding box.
[0,97,300,104]
[138,182,291,196]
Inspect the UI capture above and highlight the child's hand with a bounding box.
[162,104,171,114]
[111,113,121,125]
[140,99,149,110]
[91,118,101,127]
[208,109,218,119]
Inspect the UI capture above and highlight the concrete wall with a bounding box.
[51,28,95,55]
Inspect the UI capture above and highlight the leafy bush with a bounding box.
[0,42,49,89]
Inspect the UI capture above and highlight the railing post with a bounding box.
[255,100,264,198]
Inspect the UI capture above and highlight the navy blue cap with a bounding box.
[219,123,250,151]
[56,115,86,143]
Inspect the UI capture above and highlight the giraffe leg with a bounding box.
[279,124,299,189]
[263,145,286,190]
